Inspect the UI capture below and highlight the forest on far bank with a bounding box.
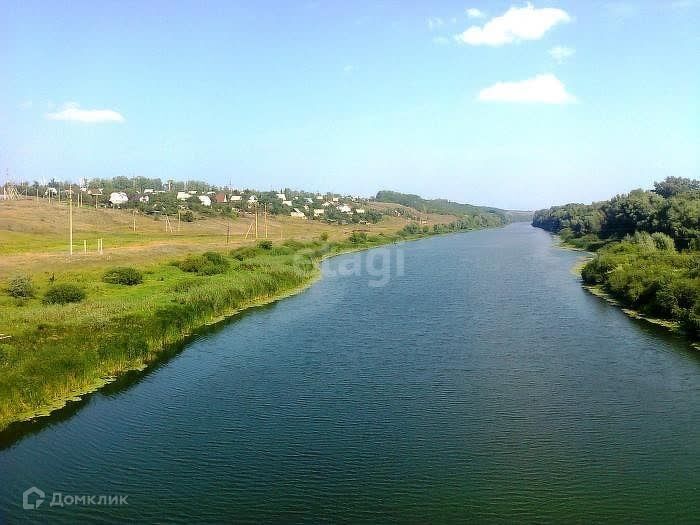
[532,177,699,340]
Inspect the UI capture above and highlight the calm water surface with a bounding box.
[1,223,698,523]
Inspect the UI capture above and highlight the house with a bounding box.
[248,195,257,203]
[315,195,324,200]
[313,208,325,217]
[144,188,154,194]
[109,192,129,206]
[138,194,150,203]
[355,208,365,214]
[214,192,227,204]
[44,187,58,196]
[332,197,339,203]
[230,195,242,201]
[276,193,286,200]
[282,200,293,206]
[198,195,212,206]
[338,204,352,213]
[290,208,306,218]
[321,201,332,207]
[305,197,314,204]
[176,191,191,201]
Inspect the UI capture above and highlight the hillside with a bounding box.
[375,190,508,225]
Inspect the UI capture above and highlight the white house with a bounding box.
[290,208,306,218]
[321,201,332,207]
[248,195,257,203]
[109,192,129,206]
[332,197,339,203]
[315,195,323,200]
[198,195,212,206]
[276,193,286,200]
[282,200,293,206]
[355,208,365,214]
[230,195,242,201]
[139,195,150,203]
[305,197,314,204]
[313,208,325,217]
[144,188,154,194]
[338,204,352,213]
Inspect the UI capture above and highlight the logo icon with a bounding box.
[23,487,45,510]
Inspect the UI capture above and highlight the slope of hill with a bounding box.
[375,190,512,226]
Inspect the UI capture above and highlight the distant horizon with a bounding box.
[3,1,698,210]
[2,173,683,213]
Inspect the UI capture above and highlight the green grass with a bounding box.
[0,231,413,431]
[0,220,503,431]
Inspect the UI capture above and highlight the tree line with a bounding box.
[532,177,699,340]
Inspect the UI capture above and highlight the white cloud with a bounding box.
[466,8,485,19]
[549,45,575,63]
[455,2,571,46]
[427,17,444,30]
[45,102,125,123]
[478,73,577,104]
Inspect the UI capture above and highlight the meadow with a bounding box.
[0,198,466,431]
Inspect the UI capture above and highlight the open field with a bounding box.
[0,198,437,278]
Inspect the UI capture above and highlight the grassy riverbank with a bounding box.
[0,220,494,432]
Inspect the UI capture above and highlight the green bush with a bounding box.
[7,275,34,298]
[349,231,367,244]
[257,240,273,250]
[177,252,229,275]
[319,232,329,241]
[102,267,143,285]
[230,246,261,261]
[43,283,86,304]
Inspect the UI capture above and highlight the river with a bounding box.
[1,223,698,523]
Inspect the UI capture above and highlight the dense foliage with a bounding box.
[6,275,34,298]
[532,177,700,249]
[43,283,86,304]
[375,190,510,226]
[533,177,700,339]
[176,252,230,275]
[102,267,144,285]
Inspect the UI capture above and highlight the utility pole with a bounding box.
[226,216,231,244]
[69,184,73,256]
[255,204,259,239]
[264,203,268,239]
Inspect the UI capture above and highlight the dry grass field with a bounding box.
[0,198,452,279]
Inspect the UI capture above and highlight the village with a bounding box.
[19,178,384,226]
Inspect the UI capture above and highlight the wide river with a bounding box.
[1,223,699,523]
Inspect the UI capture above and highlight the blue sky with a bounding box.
[2,1,698,209]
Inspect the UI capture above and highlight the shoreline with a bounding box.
[549,233,699,350]
[0,227,482,434]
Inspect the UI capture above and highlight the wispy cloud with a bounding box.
[432,36,450,45]
[549,45,575,64]
[455,3,570,46]
[466,8,485,19]
[343,65,357,74]
[427,17,444,30]
[478,73,577,104]
[45,102,125,123]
